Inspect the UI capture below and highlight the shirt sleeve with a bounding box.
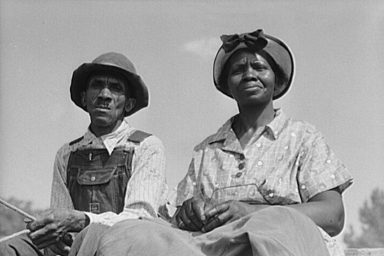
[297,128,353,202]
[87,135,168,226]
[50,145,74,210]
[175,149,203,207]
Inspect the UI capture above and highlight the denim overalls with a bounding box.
[66,130,150,214]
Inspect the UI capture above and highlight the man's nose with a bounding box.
[97,87,113,100]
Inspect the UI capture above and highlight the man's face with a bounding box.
[82,73,133,133]
[226,50,276,107]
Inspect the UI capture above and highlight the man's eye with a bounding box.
[109,84,124,92]
[89,82,104,90]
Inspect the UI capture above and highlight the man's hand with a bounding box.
[47,241,71,256]
[27,209,88,250]
[202,200,268,232]
[175,197,215,231]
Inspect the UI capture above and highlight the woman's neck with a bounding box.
[233,102,275,148]
[237,102,275,130]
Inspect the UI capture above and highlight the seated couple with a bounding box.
[1,29,352,256]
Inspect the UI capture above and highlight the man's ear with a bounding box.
[81,91,87,107]
[125,98,136,113]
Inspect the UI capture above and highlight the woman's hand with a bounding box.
[202,200,269,232]
[174,197,213,231]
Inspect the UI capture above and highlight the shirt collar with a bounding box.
[265,109,288,140]
[83,118,133,155]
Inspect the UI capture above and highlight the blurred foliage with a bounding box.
[344,188,384,248]
[0,197,47,238]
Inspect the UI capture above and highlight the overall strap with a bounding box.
[69,136,84,146]
[127,130,151,143]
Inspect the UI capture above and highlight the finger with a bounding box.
[30,232,57,248]
[205,203,230,220]
[192,199,206,223]
[49,242,71,255]
[24,218,33,224]
[29,224,62,248]
[202,214,223,233]
[35,238,58,250]
[188,200,205,229]
[179,205,200,231]
[27,217,53,232]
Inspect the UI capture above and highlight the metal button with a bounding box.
[268,192,274,198]
[301,184,306,190]
[90,176,96,182]
[257,160,263,166]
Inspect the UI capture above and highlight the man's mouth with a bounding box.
[94,105,110,110]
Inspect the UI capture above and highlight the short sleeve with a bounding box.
[175,159,197,206]
[297,129,353,202]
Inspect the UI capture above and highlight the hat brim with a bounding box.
[70,63,149,116]
[213,34,295,100]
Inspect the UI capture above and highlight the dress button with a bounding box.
[301,184,306,190]
[238,162,245,169]
[239,154,245,160]
[257,160,263,166]
[90,176,96,182]
[235,172,242,178]
[256,143,262,148]
[268,192,274,198]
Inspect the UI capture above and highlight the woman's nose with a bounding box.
[243,65,258,79]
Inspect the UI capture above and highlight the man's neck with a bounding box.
[90,119,124,137]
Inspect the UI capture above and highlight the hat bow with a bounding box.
[220,29,268,53]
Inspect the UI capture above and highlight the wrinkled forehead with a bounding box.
[227,49,271,66]
[85,71,132,95]
[87,70,127,84]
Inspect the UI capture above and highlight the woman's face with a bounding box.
[226,50,276,107]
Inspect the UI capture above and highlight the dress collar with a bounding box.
[207,109,288,147]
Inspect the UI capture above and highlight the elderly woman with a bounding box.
[82,29,353,256]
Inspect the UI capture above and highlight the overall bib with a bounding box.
[66,130,150,214]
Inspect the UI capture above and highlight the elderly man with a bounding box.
[0,52,167,256]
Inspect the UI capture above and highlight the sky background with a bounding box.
[1,0,384,245]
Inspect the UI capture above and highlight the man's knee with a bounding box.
[0,235,42,256]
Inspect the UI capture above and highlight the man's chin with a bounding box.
[91,116,113,127]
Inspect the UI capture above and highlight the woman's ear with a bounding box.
[273,81,284,98]
[125,98,137,113]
